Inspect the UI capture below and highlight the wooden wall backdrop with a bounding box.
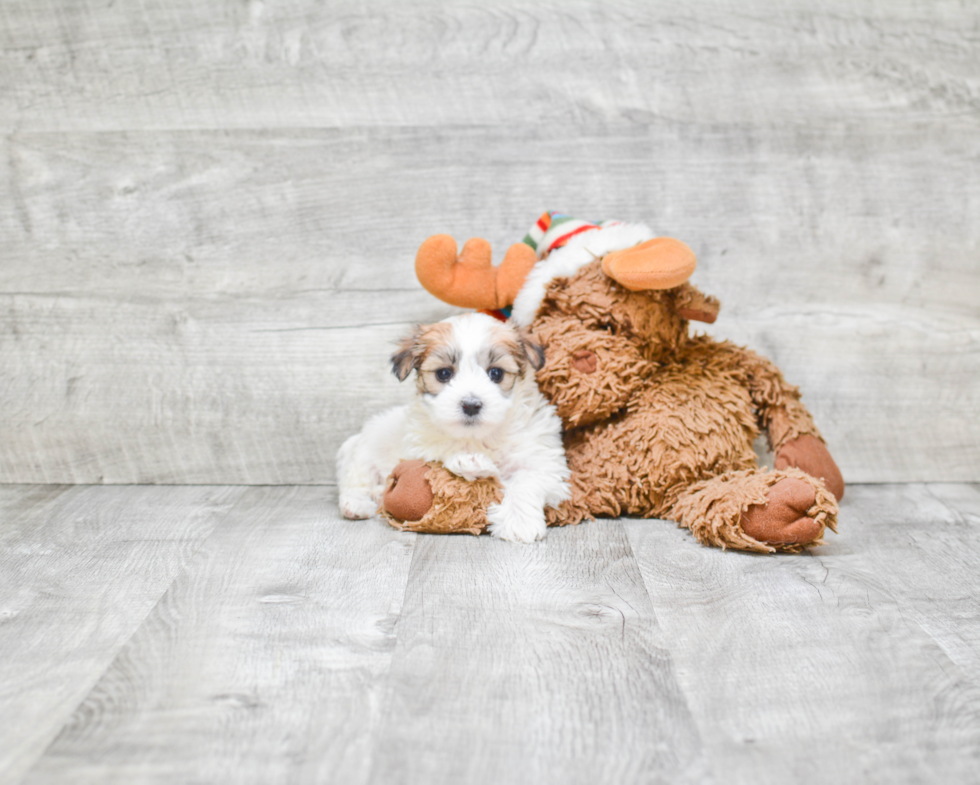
[1,0,978,485]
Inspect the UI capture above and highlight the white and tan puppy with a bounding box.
[337,312,570,542]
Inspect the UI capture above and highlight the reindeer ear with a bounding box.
[391,328,421,381]
[674,283,720,324]
[602,238,697,291]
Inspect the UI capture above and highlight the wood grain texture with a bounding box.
[2,126,977,314]
[5,483,978,783]
[0,293,440,484]
[705,305,980,484]
[845,483,980,679]
[21,486,416,785]
[1,0,977,132]
[366,520,710,785]
[1,0,978,485]
[2,127,978,484]
[624,484,980,785]
[0,484,242,784]
[2,294,976,484]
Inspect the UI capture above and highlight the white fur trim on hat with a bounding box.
[509,223,655,327]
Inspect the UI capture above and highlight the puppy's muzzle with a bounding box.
[461,397,483,418]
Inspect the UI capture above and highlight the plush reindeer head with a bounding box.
[413,230,721,430]
[414,231,718,333]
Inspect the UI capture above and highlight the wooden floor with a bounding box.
[1,483,978,784]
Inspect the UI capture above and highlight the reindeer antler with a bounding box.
[415,235,537,310]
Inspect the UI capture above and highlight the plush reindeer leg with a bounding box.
[544,470,597,528]
[775,435,845,501]
[707,342,845,502]
[668,468,838,554]
[381,460,502,535]
[381,460,433,523]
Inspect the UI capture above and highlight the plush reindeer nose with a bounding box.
[572,350,598,374]
[461,398,483,417]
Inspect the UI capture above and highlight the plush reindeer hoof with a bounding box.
[740,477,822,546]
[775,435,845,501]
[383,460,434,522]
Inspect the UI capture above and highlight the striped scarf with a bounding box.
[482,211,623,322]
[522,211,623,258]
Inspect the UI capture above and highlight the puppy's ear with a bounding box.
[519,332,546,371]
[391,327,421,382]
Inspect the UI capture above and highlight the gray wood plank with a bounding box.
[705,305,980,484]
[3,124,977,484]
[844,483,980,679]
[2,0,978,488]
[623,484,980,785]
[0,296,432,484]
[3,126,977,317]
[1,1,976,132]
[366,522,711,785]
[4,483,979,783]
[22,486,416,785]
[0,484,243,784]
[0,483,70,524]
[2,292,976,484]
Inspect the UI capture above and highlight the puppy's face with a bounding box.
[392,313,545,439]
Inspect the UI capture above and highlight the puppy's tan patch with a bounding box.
[481,327,519,392]
[518,327,546,371]
[391,329,421,381]
[392,322,456,389]
[481,322,545,392]
[414,322,458,395]
[393,318,545,394]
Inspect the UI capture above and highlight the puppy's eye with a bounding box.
[487,367,504,383]
[435,367,454,383]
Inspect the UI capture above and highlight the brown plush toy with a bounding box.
[382,213,844,553]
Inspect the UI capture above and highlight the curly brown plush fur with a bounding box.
[670,467,838,554]
[380,461,502,536]
[533,315,651,429]
[383,256,843,552]
[533,261,841,550]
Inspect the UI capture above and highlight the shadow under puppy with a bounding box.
[337,312,570,542]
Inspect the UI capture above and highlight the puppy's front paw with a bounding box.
[445,452,499,482]
[340,491,379,520]
[486,500,547,543]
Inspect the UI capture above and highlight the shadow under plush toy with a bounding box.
[382,212,844,553]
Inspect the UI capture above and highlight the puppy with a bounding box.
[337,312,570,542]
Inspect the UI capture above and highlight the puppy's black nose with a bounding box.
[461,398,483,417]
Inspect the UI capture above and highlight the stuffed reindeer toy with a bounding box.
[381,213,844,553]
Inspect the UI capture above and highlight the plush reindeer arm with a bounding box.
[724,344,845,501]
[381,460,502,535]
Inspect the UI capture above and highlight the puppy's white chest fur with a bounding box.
[337,312,570,542]
[401,375,554,479]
